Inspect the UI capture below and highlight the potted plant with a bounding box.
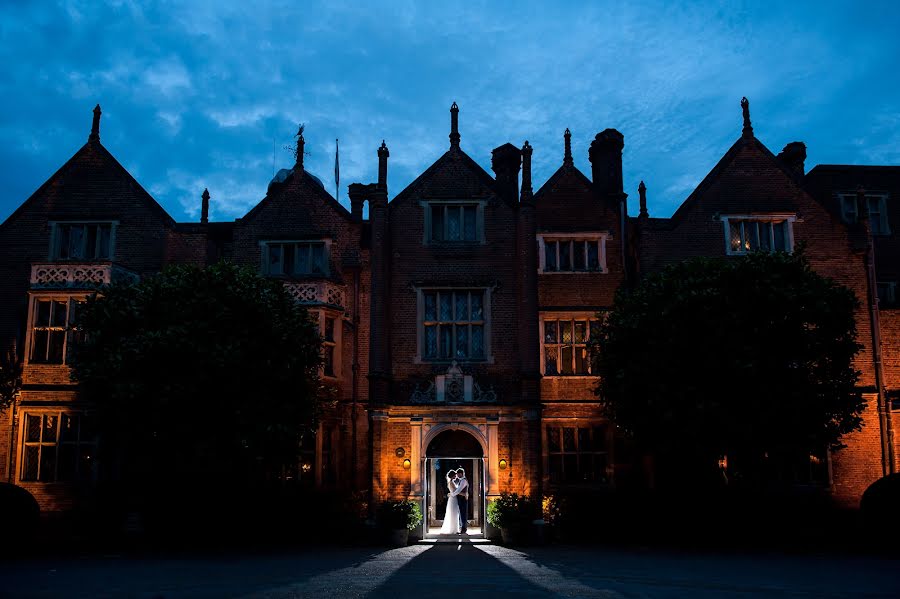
[487,492,538,545]
[379,499,423,547]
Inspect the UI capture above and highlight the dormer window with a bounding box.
[537,234,608,273]
[721,215,795,255]
[422,201,485,244]
[840,194,891,235]
[262,241,329,276]
[50,222,115,261]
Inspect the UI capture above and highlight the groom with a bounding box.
[452,467,469,534]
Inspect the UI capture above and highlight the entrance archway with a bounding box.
[424,428,485,535]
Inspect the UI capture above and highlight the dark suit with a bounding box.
[456,477,469,533]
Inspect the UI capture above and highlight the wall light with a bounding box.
[402,458,411,470]
[301,462,312,473]
[499,459,508,470]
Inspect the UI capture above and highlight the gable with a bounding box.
[670,136,806,223]
[239,168,353,230]
[534,165,617,232]
[0,140,176,233]
[390,149,498,207]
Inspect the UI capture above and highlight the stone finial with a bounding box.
[201,188,210,224]
[741,97,753,137]
[563,128,573,166]
[449,102,460,149]
[638,181,648,218]
[377,140,389,187]
[521,140,533,200]
[89,104,102,142]
[295,123,305,168]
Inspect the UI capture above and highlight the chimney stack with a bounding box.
[449,102,460,150]
[378,140,389,188]
[491,143,521,204]
[520,141,533,202]
[349,183,366,220]
[588,129,624,197]
[777,142,807,175]
[89,104,101,142]
[201,188,210,224]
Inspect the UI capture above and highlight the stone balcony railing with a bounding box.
[283,280,347,310]
[30,262,139,289]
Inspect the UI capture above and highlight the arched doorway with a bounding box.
[424,428,485,535]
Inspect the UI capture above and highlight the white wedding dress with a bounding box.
[439,478,460,534]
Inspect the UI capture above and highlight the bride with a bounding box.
[439,470,460,534]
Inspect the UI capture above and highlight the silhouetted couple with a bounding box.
[439,468,468,534]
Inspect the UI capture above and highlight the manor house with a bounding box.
[0,101,897,534]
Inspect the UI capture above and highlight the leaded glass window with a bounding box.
[422,290,486,361]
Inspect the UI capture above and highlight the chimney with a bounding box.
[449,102,460,150]
[201,188,210,224]
[563,128,573,167]
[588,128,624,197]
[638,181,648,218]
[89,104,101,142]
[294,124,305,169]
[378,140,389,188]
[491,143,521,204]
[348,183,367,220]
[520,141,533,202]
[777,142,807,175]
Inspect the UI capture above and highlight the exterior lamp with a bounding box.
[402,458,411,470]
[301,462,312,473]
[499,459,508,470]
[717,455,728,470]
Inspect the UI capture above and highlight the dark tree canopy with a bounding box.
[71,262,323,494]
[593,251,864,486]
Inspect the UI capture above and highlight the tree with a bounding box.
[71,262,323,515]
[593,251,864,487]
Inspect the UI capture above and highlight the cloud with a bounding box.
[1,1,899,224]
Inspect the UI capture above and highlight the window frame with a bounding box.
[49,221,117,262]
[26,295,87,365]
[544,422,611,485]
[720,214,796,256]
[18,411,98,484]
[415,287,493,363]
[260,239,332,277]
[540,314,601,377]
[537,233,609,274]
[839,193,891,236]
[877,281,898,308]
[420,200,486,245]
[310,308,342,379]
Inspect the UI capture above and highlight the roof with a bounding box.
[390,148,499,206]
[0,138,177,232]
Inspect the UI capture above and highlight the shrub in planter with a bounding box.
[861,473,900,541]
[487,492,539,544]
[378,499,423,546]
[0,483,39,551]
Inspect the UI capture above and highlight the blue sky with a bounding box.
[1,1,898,223]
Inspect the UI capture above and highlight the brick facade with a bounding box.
[0,102,896,527]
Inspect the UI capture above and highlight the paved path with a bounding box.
[2,543,898,598]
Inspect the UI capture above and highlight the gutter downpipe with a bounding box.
[860,187,894,476]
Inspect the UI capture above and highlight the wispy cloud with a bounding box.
[1,1,899,223]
